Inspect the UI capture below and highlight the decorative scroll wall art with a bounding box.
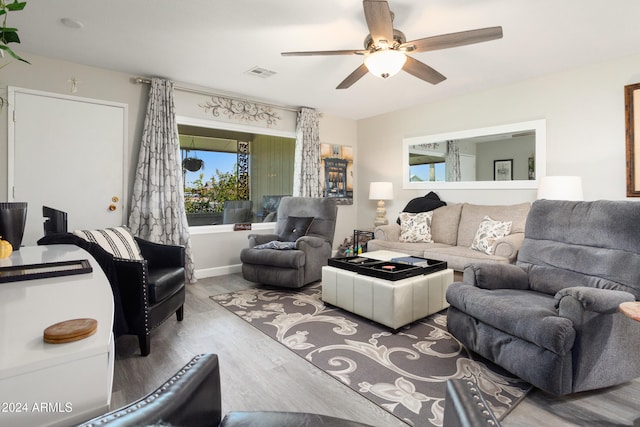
[320,143,353,205]
[199,96,281,127]
[625,82,640,196]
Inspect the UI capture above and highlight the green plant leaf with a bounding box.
[6,1,27,11]
[0,29,20,44]
[0,44,29,63]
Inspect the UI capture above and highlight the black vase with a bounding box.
[0,202,28,250]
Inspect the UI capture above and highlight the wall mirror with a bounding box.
[402,119,546,190]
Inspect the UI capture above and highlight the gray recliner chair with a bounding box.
[240,197,337,288]
[446,200,640,396]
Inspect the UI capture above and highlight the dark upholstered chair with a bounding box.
[38,230,185,357]
[240,197,337,288]
[77,354,374,427]
[446,200,640,396]
[223,200,252,224]
[443,379,501,427]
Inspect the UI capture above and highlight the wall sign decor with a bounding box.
[199,96,280,127]
[625,82,640,197]
[320,143,353,205]
[494,159,513,181]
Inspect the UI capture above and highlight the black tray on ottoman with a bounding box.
[328,256,381,272]
[390,256,448,275]
[355,261,425,281]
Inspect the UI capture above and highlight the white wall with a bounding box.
[356,52,640,227]
[0,52,358,277]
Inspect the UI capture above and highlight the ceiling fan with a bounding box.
[281,0,503,89]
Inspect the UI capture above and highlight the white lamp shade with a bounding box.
[364,50,407,79]
[369,182,393,200]
[537,176,584,201]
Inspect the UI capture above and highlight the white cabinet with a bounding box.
[0,245,114,426]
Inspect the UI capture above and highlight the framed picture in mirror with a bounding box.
[494,159,513,181]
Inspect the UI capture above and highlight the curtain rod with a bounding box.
[133,76,300,113]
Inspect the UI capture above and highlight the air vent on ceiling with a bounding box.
[245,66,277,79]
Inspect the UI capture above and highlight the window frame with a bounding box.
[176,115,296,231]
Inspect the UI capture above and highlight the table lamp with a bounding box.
[369,182,393,226]
[537,176,584,201]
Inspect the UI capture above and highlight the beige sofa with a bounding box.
[367,202,531,271]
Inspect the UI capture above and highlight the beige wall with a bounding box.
[5,50,640,275]
[356,52,640,227]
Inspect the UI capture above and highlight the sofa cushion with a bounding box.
[430,203,463,245]
[147,267,186,304]
[395,191,446,224]
[399,211,434,243]
[446,284,576,355]
[456,203,530,247]
[423,246,510,271]
[470,216,512,255]
[278,216,314,242]
[73,226,143,260]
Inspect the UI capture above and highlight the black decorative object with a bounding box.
[0,259,92,283]
[0,202,28,250]
[182,157,204,172]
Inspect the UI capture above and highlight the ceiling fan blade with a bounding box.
[282,49,367,56]
[401,26,503,53]
[336,64,369,89]
[403,56,446,85]
[363,0,394,46]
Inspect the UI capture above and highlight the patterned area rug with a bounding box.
[211,283,531,427]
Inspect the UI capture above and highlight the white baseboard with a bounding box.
[195,264,242,279]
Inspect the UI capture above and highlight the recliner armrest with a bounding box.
[555,286,636,315]
[135,237,185,269]
[296,235,326,249]
[463,262,529,290]
[373,223,401,242]
[77,354,222,427]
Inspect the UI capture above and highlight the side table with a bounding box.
[353,228,374,254]
[619,301,640,322]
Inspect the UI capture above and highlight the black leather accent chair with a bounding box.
[77,354,375,427]
[443,379,501,427]
[38,232,185,356]
[122,237,185,356]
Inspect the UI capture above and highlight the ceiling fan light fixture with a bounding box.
[364,49,407,79]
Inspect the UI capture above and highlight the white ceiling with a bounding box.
[10,1,640,120]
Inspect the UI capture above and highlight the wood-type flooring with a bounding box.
[111,274,640,427]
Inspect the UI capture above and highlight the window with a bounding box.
[178,124,295,226]
[409,151,446,182]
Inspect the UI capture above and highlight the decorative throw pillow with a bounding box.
[470,216,513,255]
[396,191,446,224]
[73,226,143,260]
[278,216,314,242]
[399,211,434,243]
[254,240,297,250]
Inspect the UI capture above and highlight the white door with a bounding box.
[8,88,127,246]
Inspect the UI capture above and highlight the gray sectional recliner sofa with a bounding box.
[367,202,531,271]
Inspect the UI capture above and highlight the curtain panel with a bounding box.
[445,140,461,182]
[128,78,196,283]
[293,107,321,197]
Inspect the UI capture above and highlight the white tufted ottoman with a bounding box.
[321,254,454,330]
